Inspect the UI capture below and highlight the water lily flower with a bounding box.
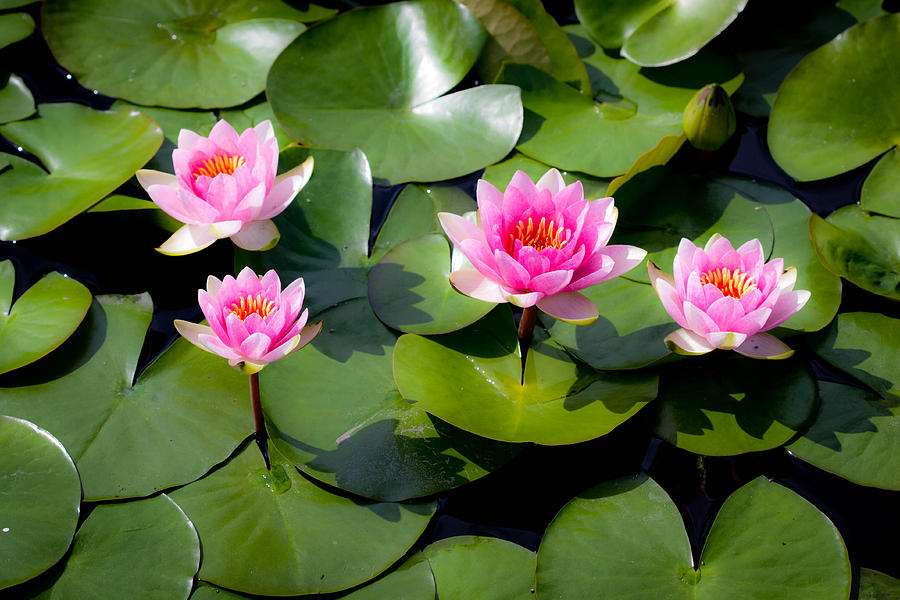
[648,235,810,359]
[137,120,313,255]
[438,169,646,325]
[174,266,322,374]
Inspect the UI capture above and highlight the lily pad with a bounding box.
[0,74,34,124]
[861,146,900,218]
[536,474,850,599]
[85,194,157,212]
[498,27,742,177]
[27,495,199,600]
[859,568,900,599]
[218,98,294,150]
[268,0,524,183]
[574,0,748,66]
[264,297,519,501]
[424,536,536,600]
[169,444,435,596]
[809,204,900,300]
[481,152,610,199]
[0,416,80,590]
[606,133,685,196]
[0,12,33,49]
[0,261,92,375]
[43,0,310,108]
[393,307,658,444]
[768,14,900,181]
[652,353,817,455]
[0,102,163,240]
[0,294,253,501]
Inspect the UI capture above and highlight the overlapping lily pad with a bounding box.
[268,0,523,183]
[0,74,34,124]
[0,12,33,49]
[498,26,742,177]
[652,353,817,455]
[809,205,900,300]
[43,0,314,108]
[394,307,658,444]
[24,495,199,600]
[861,146,900,218]
[859,568,900,599]
[0,261,92,375]
[574,0,748,66]
[170,444,436,596]
[789,312,900,489]
[0,102,162,240]
[768,14,900,185]
[425,536,536,600]
[0,416,80,590]
[0,294,253,500]
[536,474,850,599]
[462,0,552,82]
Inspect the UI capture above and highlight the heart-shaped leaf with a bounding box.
[0,74,34,124]
[424,536,536,600]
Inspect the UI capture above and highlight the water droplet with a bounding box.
[15,146,22,152]
[127,77,134,83]
[156,22,163,28]
[2,528,9,533]
[92,90,99,95]
[305,198,311,202]
[700,561,705,566]
[328,328,335,333]
[425,188,431,194]
[65,74,72,80]
[171,34,177,40]
[10,241,16,244]
[63,274,68,278]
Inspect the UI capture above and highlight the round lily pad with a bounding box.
[652,353,817,455]
[393,307,658,444]
[0,261,92,375]
[536,474,850,599]
[424,536,536,600]
[861,146,900,218]
[369,233,495,334]
[809,204,900,300]
[43,0,309,108]
[463,0,551,83]
[859,568,900,599]
[574,0,748,66]
[0,102,162,240]
[32,495,199,600]
[264,297,519,501]
[0,12,33,50]
[169,444,436,596]
[768,14,900,182]
[268,0,524,183]
[498,26,742,177]
[0,74,34,124]
[0,294,253,501]
[0,416,80,590]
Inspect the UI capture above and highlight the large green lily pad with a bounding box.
[263,298,519,501]
[43,0,312,108]
[393,307,658,444]
[861,146,900,218]
[768,14,900,182]
[789,312,900,489]
[0,261,92,375]
[574,0,748,66]
[0,74,34,124]
[809,204,900,300]
[652,354,817,455]
[268,0,523,183]
[536,474,850,599]
[0,294,252,501]
[424,536,536,600]
[0,102,162,240]
[0,416,80,590]
[498,26,742,177]
[27,495,199,600]
[0,12,33,49]
[170,444,436,596]
[859,568,900,599]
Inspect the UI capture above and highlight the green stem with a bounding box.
[249,373,270,470]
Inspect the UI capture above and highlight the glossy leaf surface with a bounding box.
[0,74,34,124]
[425,536,536,600]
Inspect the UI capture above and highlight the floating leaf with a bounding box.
[0,261,91,375]
[462,0,551,83]
[170,444,435,596]
[43,0,309,108]
[0,74,34,124]
[536,474,850,599]
[0,12,33,49]
[85,194,157,212]
[0,294,252,500]
[0,416,80,590]
[0,102,162,240]
[861,146,900,218]
[268,0,523,183]
[858,568,900,599]
[425,536,536,600]
[768,14,900,181]
[809,205,900,300]
[218,97,294,150]
[607,134,685,196]
[394,308,657,444]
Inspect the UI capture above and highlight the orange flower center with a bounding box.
[228,294,276,320]
[700,267,757,298]
[193,153,246,179]
[507,216,568,252]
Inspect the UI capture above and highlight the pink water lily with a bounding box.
[438,169,646,324]
[137,120,313,255]
[174,266,322,374]
[648,234,810,359]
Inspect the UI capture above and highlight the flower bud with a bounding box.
[683,84,736,151]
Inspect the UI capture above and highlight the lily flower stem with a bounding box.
[249,373,271,471]
[517,305,537,354]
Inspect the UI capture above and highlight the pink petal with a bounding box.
[494,250,531,290]
[144,184,198,224]
[174,320,214,352]
[762,290,811,330]
[503,290,543,307]
[239,331,273,360]
[259,156,314,220]
[209,220,243,239]
[665,327,715,355]
[737,238,765,274]
[653,278,690,329]
[537,291,598,325]
[449,269,506,303]
[208,120,241,152]
[535,168,566,195]
[439,212,487,246]
[235,266,261,292]
[706,331,747,350]
[259,269,282,298]
[529,269,573,295]
[706,296,745,330]
[225,312,250,347]
[734,333,795,360]
[684,302,718,336]
[476,178,504,208]
[508,170,538,198]
[231,219,280,251]
[157,224,217,256]
[280,277,306,317]
[231,182,267,222]
[295,320,323,351]
[565,252,613,291]
[733,307,771,335]
[198,332,242,360]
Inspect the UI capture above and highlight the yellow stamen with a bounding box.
[507,216,568,252]
[228,294,276,320]
[193,153,246,179]
[700,267,757,298]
